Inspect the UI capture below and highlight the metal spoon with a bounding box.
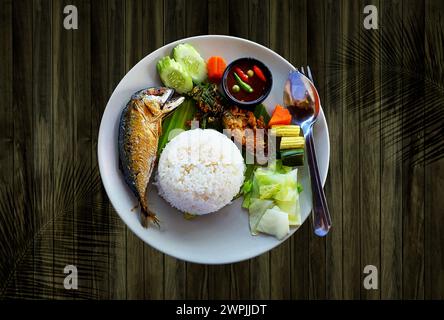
[283,70,331,236]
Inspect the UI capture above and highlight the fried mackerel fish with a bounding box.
[118,87,184,227]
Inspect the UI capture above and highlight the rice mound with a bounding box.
[157,128,245,215]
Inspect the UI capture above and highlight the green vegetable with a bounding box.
[157,56,193,93]
[173,43,207,83]
[275,200,301,226]
[297,183,303,194]
[158,99,197,152]
[232,84,240,93]
[247,69,254,77]
[243,160,302,237]
[254,104,271,125]
[188,83,227,116]
[234,73,254,93]
[280,148,305,167]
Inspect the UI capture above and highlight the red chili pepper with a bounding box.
[234,67,249,82]
[253,65,266,82]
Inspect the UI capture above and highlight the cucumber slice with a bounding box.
[157,56,193,94]
[173,43,207,83]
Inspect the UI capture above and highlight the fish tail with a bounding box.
[140,205,160,228]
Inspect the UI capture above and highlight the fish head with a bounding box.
[132,87,185,117]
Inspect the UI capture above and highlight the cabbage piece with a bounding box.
[276,199,301,226]
[248,198,274,235]
[256,206,290,240]
[244,160,302,238]
[259,184,281,199]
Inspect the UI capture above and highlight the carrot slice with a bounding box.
[207,56,226,83]
[268,104,292,127]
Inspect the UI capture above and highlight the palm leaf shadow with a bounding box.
[0,159,122,299]
[327,15,444,166]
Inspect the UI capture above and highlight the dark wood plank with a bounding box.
[72,0,96,299]
[11,0,35,299]
[269,0,291,300]
[307,0,327,300]
[163,0,187,299]
[324,0,343,299]
[227,0,251,300]
[359,0,381,300]
[0,0,16,298]
[107,0,127,299]
[32,0,54,299]
[228,0,249,39]
[125,0,145,300]
[248,0,270,300]
[341,0,362,299]
[164,255,186,299]
[288,0,309,300]
[142,0,165,300]
[380,0,403,299]
[402,0,425,299]
[424,0,443,299]
[52,0,75,299]
[164,0,186,43]
[91,0,111,299]
[186,0,208,36]
[186,262,208,299]
[209,263,231,299]
[208,0,229,35]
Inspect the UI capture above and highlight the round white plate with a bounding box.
[98,35,330,264]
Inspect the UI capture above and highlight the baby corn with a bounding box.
[271,125,301,137]
[280,136,305,150]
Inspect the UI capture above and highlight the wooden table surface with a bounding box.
[1,0,443,299]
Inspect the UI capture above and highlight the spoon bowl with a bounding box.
[283,71,320,135]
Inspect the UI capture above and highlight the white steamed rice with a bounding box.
[157,128,245,215]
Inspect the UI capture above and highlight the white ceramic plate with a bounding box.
[98,35,330,264]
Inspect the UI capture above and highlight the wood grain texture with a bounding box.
[32,0,53,299]
[13,0,35,299]
[380,0,403,299]
[0,0,15,299]
[324,0,343,300]
[424,0,444,300]
[107,0,127,299]
[52,0,74,299]
[341,0,362,299]
[91,0,111,299]
[0,0,443,300]
[359,0,381,300]
[403,0,425,299]
[72,0,93,299]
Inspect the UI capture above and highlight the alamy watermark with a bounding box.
[63,5,78,30]
[363,5,378,30]
[64,265,78,290]
[363,265,378,290]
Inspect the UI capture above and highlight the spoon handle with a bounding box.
[305,130,331,236]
